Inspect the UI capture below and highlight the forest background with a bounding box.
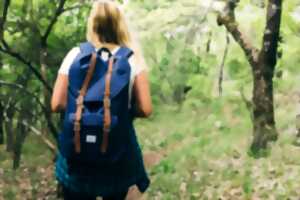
[0,0,300,199]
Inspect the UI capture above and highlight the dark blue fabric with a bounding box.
[80,42,96,55]
[56,125,150,196]
[115,47,133,58]
[57,43,150,196]
[79,42,133,60]
[68,112,118,127]
[63,185,128,200]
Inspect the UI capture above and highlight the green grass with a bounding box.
[135,93,300,199]
[1,89,300,199]
[0,135,57,199]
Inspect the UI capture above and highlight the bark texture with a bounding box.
[5,101,15,152]
[0,101,4,144]
[218,0,283,153]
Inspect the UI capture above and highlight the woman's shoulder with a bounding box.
[111,46,135,63]
[128,53,147,77]
[68,47,81,56]
[62,47,81,62]
[58,47,81,75]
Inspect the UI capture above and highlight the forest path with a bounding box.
[126,151,164,200]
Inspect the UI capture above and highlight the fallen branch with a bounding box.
[22,120,57,154]
[3,115,57,155]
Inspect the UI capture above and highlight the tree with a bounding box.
[217,0,283,153]
[0,0,89,168]
[0,100,4,144]
[0,0,9,146]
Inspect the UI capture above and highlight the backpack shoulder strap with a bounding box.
[74,53,97,153]
[73,42,96,62]
[115,47,134,59]
[79,42,96,55]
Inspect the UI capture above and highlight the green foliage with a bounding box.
[0,0,300,198]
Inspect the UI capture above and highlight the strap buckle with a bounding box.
[103,126,110,133]
[76,95,84,106]
[103,98,111,108]
[74,121,81,132]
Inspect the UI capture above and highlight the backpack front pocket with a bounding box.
[67,113,119,162]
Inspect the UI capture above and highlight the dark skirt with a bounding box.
[55,131,150,197]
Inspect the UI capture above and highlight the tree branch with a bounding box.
[260,0,283,68]
[0,42,52,92]
[3,111,57,154]
[217,0,259,67]
[0,81,58,140]
[0,0,10,39]
[218,31,230,96]
[0,81,47,111]
[21,120,57,154]
[239,87,254,123]
[41,0,67,45]
[206,31,212,53]
[62,4,87,12]
[0,1,52,91]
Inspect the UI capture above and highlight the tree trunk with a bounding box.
[40,46,50,134]
[0,101,4,144]
[40,45,58,141]
[173,86,185,104]
[296,114,300,137]
[217,0,282,154]
[251,0,282,151]
[0,6,3,141]
[251,64,277,151]
[5,102,15,152]
[13,119,27,169]
[5,122,14,152]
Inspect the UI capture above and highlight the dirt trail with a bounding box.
[126,151,164,200]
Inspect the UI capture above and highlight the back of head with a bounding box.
[87,0,131,47]
[87,0,148,70]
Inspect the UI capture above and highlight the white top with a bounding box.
[58,46,145,107]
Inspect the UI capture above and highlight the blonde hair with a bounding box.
[87,0,147,69]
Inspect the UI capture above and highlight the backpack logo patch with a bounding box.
[86,135,97,143]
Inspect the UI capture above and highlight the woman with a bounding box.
[51,1,152,199]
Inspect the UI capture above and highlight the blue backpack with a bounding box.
[59,42,134,165]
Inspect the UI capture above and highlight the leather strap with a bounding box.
[74,53,97,153]
[101,57,114,153]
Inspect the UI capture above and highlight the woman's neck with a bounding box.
[94,42,119,51]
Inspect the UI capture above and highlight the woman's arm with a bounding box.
[51,74,68,112]
[133,71,152,118]
[51,48,79,112]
